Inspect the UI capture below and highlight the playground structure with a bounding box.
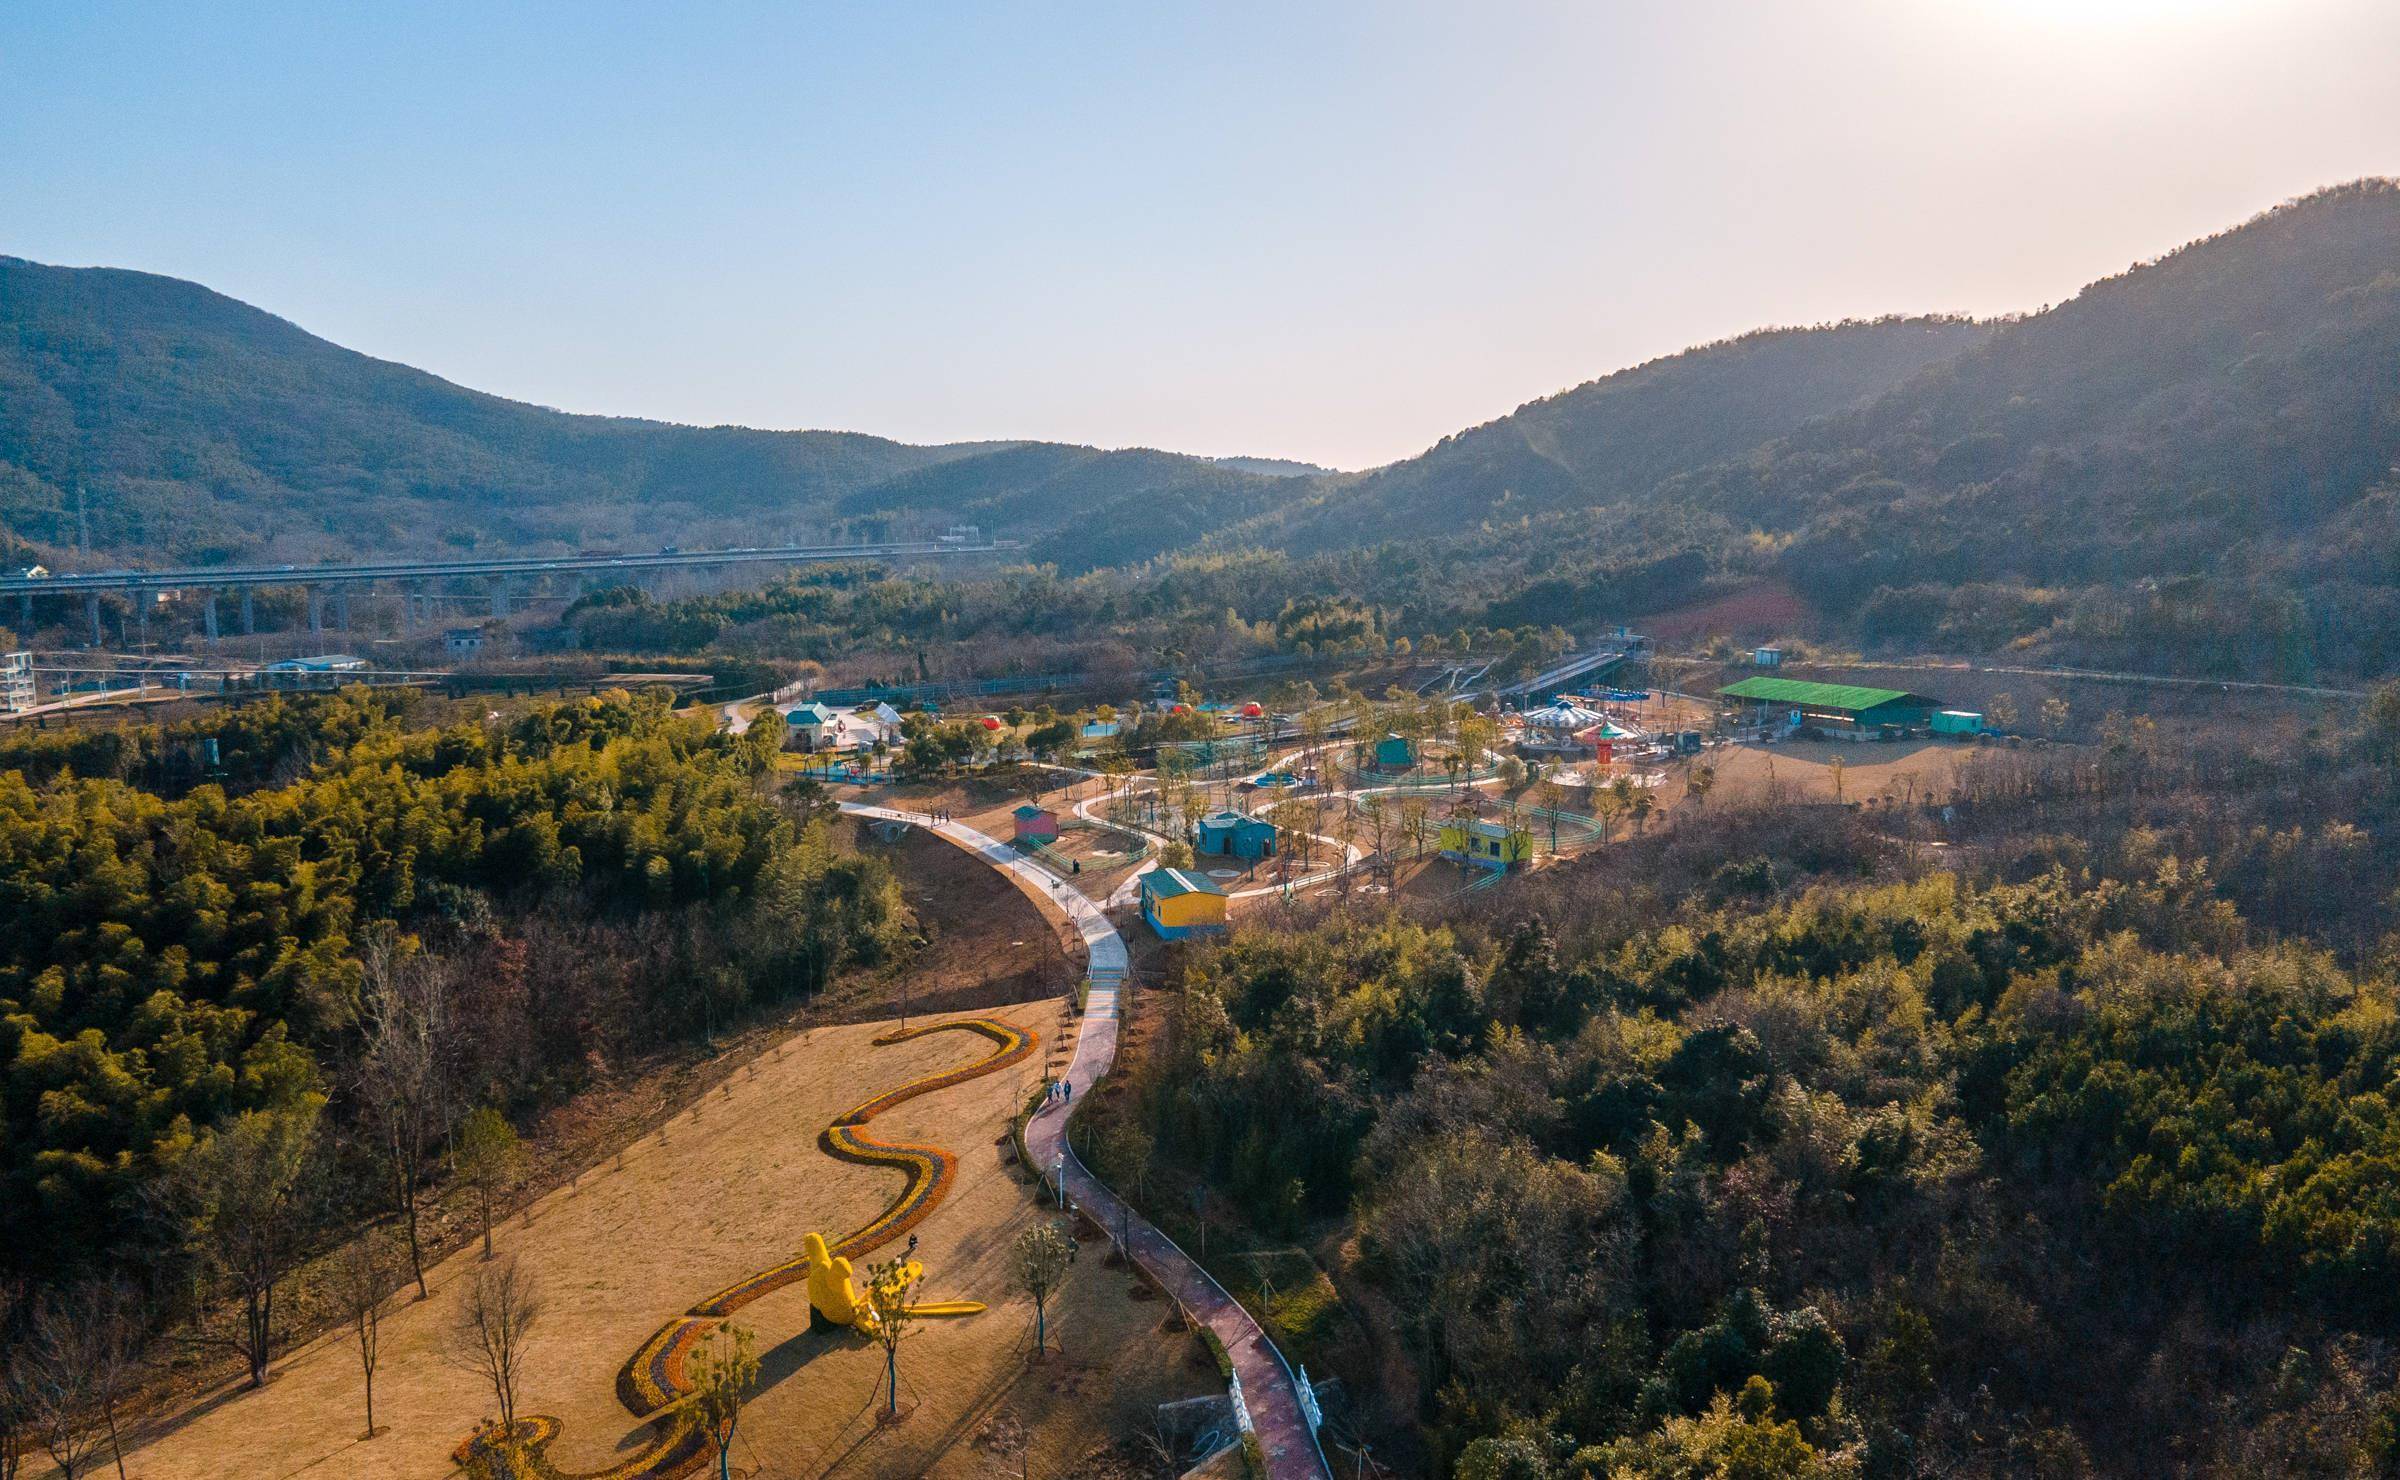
[776,752,893,784]
[455,1017,1034,1480]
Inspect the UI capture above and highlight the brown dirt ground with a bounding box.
[1692,737,1977,808]
[1639,580,1818,645]
[838,819,1082,1021]
[117,1002,1209,1480]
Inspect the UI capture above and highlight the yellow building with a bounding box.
[1140,867,1229,939]
[1439,817,1533,872]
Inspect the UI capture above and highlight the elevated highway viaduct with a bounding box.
[4,538,1016,644]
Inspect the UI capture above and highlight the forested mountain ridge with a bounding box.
[0,255,1299,566]
[8,181,2400,679]
[1214,181,2400,677]
[1680,180,2400,668]
[1232,317,1994,556]
[834,439,1310,571]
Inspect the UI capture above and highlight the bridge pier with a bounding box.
[241,586,256,635]
[203,590,220,641]
[489,578,509,619]
[307,586,324,637]
[86,592,102,647]
[135,597,148,650]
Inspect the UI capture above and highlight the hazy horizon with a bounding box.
[7,1,2398,469]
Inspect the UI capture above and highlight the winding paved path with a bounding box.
[839,803,1334,1480]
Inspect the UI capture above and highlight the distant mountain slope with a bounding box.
[0,257,1295,566]
[1681,181,2400,617]
[1205,455,1330,479]
[9,177,2399,669]
[1235,317,1992,555]
[837,441,1304,570]
[1215,182,2400,677]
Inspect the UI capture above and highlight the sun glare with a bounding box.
[1959,0,2256,34]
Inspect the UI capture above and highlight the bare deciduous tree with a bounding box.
[358,934,453,1298]
[332,1229,396,1439]
[0,1276,29,1480]
[451,1257,542,1437]
[15,1280,138,1480]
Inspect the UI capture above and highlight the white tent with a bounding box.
[1522,701,1606,732]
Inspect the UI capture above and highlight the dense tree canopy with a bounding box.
[1118,772,2400,1474]
[0,688,905,1278]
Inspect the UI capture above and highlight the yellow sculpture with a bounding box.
[802,1230,985,1332]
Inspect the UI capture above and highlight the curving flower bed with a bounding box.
[454,1015,1037,1480]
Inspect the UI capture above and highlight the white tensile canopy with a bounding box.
[1522,701,1606,731]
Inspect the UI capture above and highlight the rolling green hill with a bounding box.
[0,256,1297,567]
[1234,316,1993,555]
[1228,181,2400,676]
[1685,179,2400,671]
[8,180,2400,680]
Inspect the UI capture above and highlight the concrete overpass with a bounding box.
[5,537,1016,643]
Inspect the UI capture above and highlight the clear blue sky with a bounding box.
[6,0,2398,468]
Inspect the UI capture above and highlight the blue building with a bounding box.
[1196,809,1277,860]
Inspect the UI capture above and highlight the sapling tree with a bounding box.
[332,1229,396,1439]
[1013,1223,1073,1358]
[687,1322,760,1480]
[454,1107,528,1260]
[862,1258,920,1419]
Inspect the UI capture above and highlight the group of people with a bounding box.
[1043,1075,1074,1108]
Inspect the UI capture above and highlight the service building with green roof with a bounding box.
[1717,677,1941,732]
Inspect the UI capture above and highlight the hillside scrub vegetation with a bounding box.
[1090,698,2400,1476]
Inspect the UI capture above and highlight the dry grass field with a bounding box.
[116,1001,1207,1480]
[1686,737,1977,808]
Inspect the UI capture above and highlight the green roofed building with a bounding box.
[1717,677,1940,732]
